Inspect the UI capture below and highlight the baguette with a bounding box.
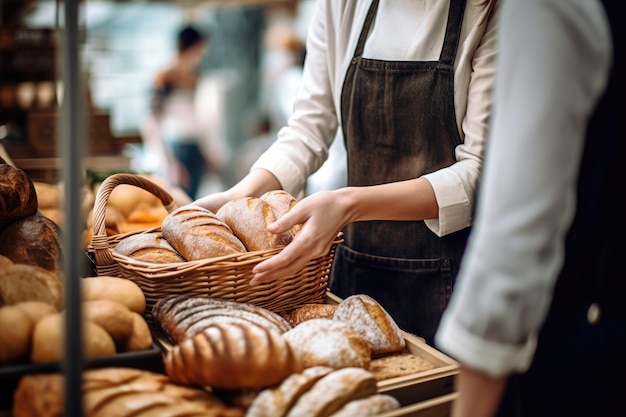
[161,205,246,260]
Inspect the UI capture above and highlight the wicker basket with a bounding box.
[87,173,343,322]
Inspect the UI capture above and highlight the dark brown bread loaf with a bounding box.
[0,164,38,230]
[113,232,186,263]
[164,321,302,389]
[0,214,63,281]
[216,197,293,252]
[161,205,246,260]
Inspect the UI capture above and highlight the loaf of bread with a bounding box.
[282,318,371,370]
[153,295,292,343]
[0,304,35,365]
[333,294,406,355]
[328,394,401,417]
[13,367,245,417]
[259,190,301,236]
[164,321,302,389]
[285,367,378,417]
[82,299,136,350]
[0,214,64,280]
[246,366,334,417]
[216,197,293,251]
[0,164,38,230]
[80,276,146,315]
[289,303,337,326]
[161,205,247,260]
[113,232,186,263]
[0,264,64,309]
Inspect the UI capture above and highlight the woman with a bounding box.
[195,0,498,345]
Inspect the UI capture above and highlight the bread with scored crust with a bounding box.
[161,205,246,260]
[113,232,185,263]
[259,190,301,236]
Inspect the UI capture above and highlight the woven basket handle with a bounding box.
[90,173,180,270]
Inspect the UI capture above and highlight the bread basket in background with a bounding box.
[87,173,343,323]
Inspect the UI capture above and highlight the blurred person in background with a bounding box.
[195,0,499,346]
[141,24,222,200]
[435,0,624,416]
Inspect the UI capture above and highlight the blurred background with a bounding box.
[0,0,344,199]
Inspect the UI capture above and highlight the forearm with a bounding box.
[451,366,507,417]
[337,177,439,224]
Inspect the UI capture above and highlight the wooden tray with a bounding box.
[380,392,457,417]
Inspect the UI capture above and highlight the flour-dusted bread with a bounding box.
[246,366,334,417]
[152,295,292,344]
[0,264,63,309]
[113,232,186,263]
[285,367,378,417]
[282,318,371,370]
[328,394,401,417]
[333,294,406,356]
[0,164,38,230]
[288,304,337,327]
[164,321,302,389]
[216,197,292,251]
[259,190,301,236]
[161,205,246,260]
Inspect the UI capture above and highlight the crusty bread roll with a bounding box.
[82,299,135,349]
[246,366,334,417]
[259,190,301,236]
[285,367,378,417]
[282,318,371,370]
[13,300,58,324]
[0,164,38,230]
[0,264,63,309]
[164,321,302,389]
[13,367,245,417]
[121,312,153,352]
[161,205,247,260]
[81,276,146,315]
[328,394,401,417]
[31,313,116,363]
[289,304,337,327]
[333,294,406,356]
[152,295,292,343]
[0,214,64,280]
[113,232,186,263]
[0,304,35,365]
[216,197,293,251]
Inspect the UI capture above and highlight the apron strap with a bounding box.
[439,0,467,67]
[351,0,380,59]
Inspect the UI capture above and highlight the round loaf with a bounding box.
[289,303,337,327]
[333,294,406,356]
[328,394,401,417]
[0,264,63,309]
[285,367,378,417]
[216,197,293,251]
[0,304,34,365]
[121,312,153,352]
[82,299,135,349]
[81,276,146,315]
[164,321,302,389]
[161,205,247,260]
[282,318,371,370]
[259,190,301,236]
[113,232,186,263]
[0,164,38,230]
[0,214,63,280]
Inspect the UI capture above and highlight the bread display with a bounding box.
[113,232,186,263]
[152,295,292,343]
[285,367,378,417]
[80,276,146,315]
[333,294,406,356]
[164,321,302,389]
[12,367,245,417]
[216,197,293,251]
[82,299,136,349]
[0,214,64,281]
[161,205,247,260]
[0,264,63,309]
[0,163,38,230]
[288,303,337,326]
[259,190,301,236]
[282,318,371,370]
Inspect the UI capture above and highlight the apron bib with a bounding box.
[330,0,469,345]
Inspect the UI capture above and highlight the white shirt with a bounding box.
[436,0,612,377]
[251,0,498,236]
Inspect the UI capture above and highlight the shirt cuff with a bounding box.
[422,171,472,236]
[251,152,307,197]
[435,312,537,378]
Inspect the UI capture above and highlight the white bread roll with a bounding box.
[333,294,406,355]
[282,318,371,370]
[161,205,246,260]
[164,321,302,389]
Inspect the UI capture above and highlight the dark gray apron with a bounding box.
[330,0,470,345]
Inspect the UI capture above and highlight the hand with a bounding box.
[250,190,349,286]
